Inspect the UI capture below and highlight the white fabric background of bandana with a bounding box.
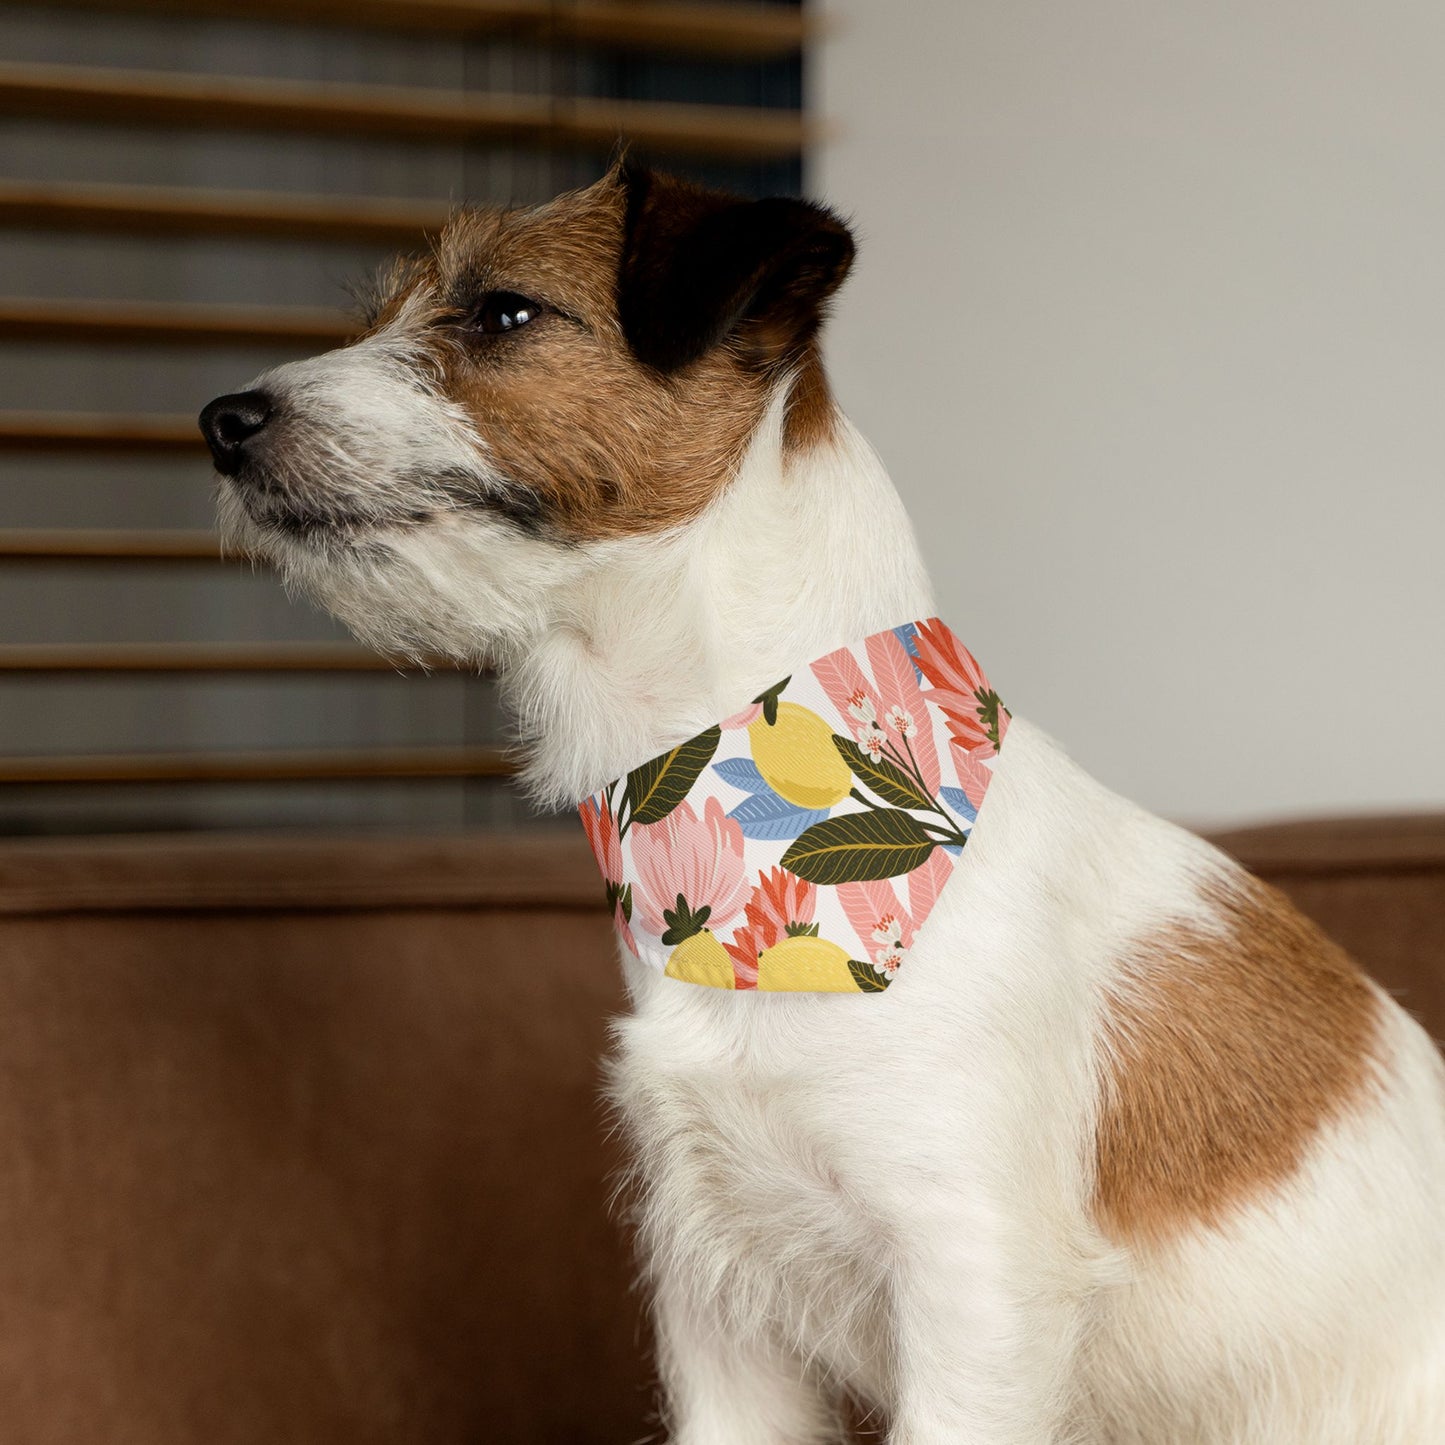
[578,620,1008,994]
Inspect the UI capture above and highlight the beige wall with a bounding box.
[812,0,1445,826]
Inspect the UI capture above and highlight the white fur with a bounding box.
[221,347,1445,1443]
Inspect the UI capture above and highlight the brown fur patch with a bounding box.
[782,344,840,457]
[365,172,842,540]
[1093,873,1382,1246]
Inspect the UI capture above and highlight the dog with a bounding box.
[200,162,1445,1443]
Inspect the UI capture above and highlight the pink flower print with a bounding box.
[885,705,914,737]
[724,868,816,991]
[847,689,877,727]
[864,630,940,791]
[746,867,817,940]
[838,878,917,973]
[813,646,883,737]
[872,914,904,950]
[580,795,636,955]
[580,795,622,880]
[847,851,949,976]
[723,920,763,990]
[859,725,888,762]
[870,914,907,978]
[873,949,905,980]
[913,618,1009,755]
[630,796,750,941]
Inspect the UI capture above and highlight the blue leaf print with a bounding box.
[713,757,768,792]
[939,786,978,827]
[892,623,924,682]
[727,792,830,841]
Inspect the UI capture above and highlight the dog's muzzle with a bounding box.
[199,390,274,477]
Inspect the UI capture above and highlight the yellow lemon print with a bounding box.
[665,930,735,988]
[756,935,858,993]
[748,702,851,810]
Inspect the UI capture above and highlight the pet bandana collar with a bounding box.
[579,620,1008,994]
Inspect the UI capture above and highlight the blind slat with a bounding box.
[0,180,447,245]
[0,529,222,560]
[32,0,810,59]
[0,413,203,452]
[0,745,514,784]
[0,297,352,348]
[0,62,812,161]
[0,643,417,673]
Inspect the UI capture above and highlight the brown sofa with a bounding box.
[0,817,1439,1443]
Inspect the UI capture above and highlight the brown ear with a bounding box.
[616,163,855,374]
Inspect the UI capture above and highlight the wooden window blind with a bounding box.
[0,0,809,833]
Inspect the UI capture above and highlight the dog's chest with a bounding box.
[611,991,901,1384]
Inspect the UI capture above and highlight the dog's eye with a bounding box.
[471,291,544,335]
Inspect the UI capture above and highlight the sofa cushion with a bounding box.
[0,817,1438,1442]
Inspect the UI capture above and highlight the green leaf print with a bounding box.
[780,808,937,885]
[832,734,934,811]
[848,959,890,992]
[660,894,712,946]
[752,676,791,728]
[624,725,722,826]
[974,689,1008,752]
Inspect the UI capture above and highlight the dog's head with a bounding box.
[200,164,854,662]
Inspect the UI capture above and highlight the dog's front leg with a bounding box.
[884,1198,1093,1445]
[653,1274,842,1445]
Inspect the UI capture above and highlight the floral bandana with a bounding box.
[579,620,1008,994]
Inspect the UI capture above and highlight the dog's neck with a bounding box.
[504,390,936,808]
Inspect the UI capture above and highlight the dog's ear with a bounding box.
[616,162,855,374]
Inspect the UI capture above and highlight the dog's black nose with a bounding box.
[199,390,273,475]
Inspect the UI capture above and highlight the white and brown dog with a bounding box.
[201,164,1445,1444]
